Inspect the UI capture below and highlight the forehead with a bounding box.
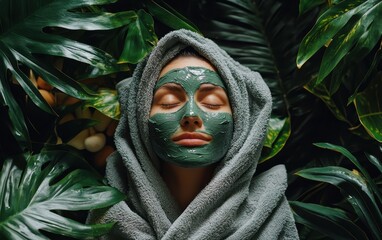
[159,55,216,78]
[156,55,225,91]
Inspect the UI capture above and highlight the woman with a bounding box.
[88,29,299,239]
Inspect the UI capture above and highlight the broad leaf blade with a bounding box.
[0,147,125,239]
[0,0,133,148]
[296,166,382,238]
[365,153,382,174]
[260,117,291,162]
[297,0,367,68]
[290,201,368,240]
[317,1,382,83]
[119,9,158,64]
[145,0,200,33]
[354,77,382,142]
[84,88,120,120]
[0,55,29,148]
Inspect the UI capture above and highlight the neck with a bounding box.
[161,162,216,210]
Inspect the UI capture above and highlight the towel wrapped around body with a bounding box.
[87,29,299,240]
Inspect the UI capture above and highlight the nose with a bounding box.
[180,116,203,129]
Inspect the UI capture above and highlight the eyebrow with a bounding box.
[156,83,183,92]
[198,84,225,93]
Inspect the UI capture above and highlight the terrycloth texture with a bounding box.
[88,29,299,239]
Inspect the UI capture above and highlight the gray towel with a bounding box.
[87,29,299,239]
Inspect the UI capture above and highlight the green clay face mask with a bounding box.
[149,67,233,168]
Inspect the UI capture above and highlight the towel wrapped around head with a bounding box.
[87,29,299,239]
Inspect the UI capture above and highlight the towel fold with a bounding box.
[88,29,299,239]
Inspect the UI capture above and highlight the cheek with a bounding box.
[203,113,233,137]
[149,112,182,138]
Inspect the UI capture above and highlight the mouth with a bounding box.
[172,132,212,147]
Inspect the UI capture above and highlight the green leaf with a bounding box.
[347,47,381,105]
[0,0,133,147]
[0,61,29,148]
[314,142,382,203]
[194,0,317,161]
[290,201,368,240]
[317,1,382,83]
[84,88,120,120]
[297,0,367,69]
[260,117,291,162]
[304,78,350,124]
[119,9,158,64]
[0,146,125,239]
[299,0,325,15]
[145,0,200,33]
[296,166,382,238]
[57,119,98,143]
[354,76,382,142]
[365,153,382,175]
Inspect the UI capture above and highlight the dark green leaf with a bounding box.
[299,0,325,15]
[296,166,382,238]
[365,153,382,175]
[0,147,125,239]
[304,79,350,124]
[297,0,367,68]
[290,201,368,240]
[119,9,158,64]
[194,0,317,161]
[0,59,29,148]
[354,75,382,142]
[317,1,382,83]
[0,0,133,147]
[315,142,382,203]
[145,0,200,33]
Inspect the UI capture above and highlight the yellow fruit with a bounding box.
[84,133,106,152]
[39,89,55,107]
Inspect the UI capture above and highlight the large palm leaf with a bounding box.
[192,0,323,163]
[0,0,134,149]
[0,145,125,239]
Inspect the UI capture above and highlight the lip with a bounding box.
[172,132,212,146]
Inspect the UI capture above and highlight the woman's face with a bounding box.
[149,55,233,168]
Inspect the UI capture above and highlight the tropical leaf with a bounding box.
[296,166,382,239]
[315,142,382,203]
[0,146,125,239]
[84,88,120,120]
[260,117,290,162]
[290,201,368,240]
[304,79,349,124]
[299,0,325,15]
[297,0,382,84]
[193,0,320,162]
[354,74,382,142]
[365,153,382,174]
[0,0,133,149]
[144,0,200,33]
[119,9,158,64]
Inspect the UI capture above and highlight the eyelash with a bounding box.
[160,103,180,109]
[202,103,222,109]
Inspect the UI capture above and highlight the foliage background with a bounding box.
[0,0,381,239]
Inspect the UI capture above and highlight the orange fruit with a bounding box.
[39,89,55,107]
[94,145,115,168]
[37,76,53,91]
